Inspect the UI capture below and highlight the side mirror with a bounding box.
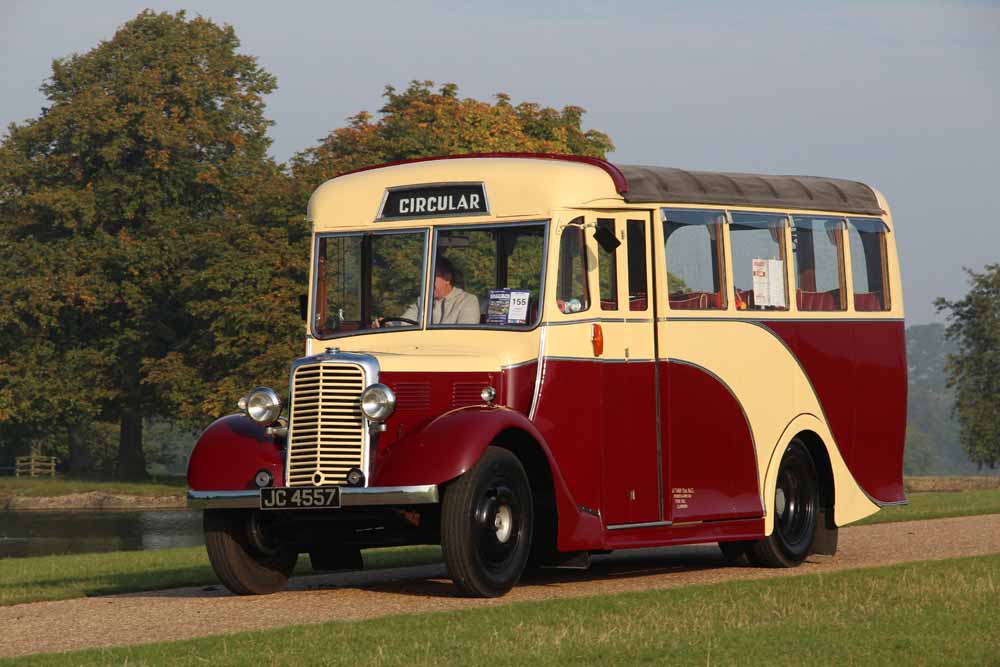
[298,294,308,322]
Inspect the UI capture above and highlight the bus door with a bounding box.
[594,212,662,526]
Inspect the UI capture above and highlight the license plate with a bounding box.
[260,487,341,510]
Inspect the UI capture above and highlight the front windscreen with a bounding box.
[430,223,546,328]
[313,230,428,336]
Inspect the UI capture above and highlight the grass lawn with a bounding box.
[4,554,998,666]
[0,545,442,607]
[857,489,1000,525]
[0,477,186,500]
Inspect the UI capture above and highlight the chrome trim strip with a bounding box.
[528,326,547,421]
[541,316,628,327]
[187,485,440,510]
[542,355,655,364]
[501,358,537,371]
[607,520,672,531]
[873,497,909,507]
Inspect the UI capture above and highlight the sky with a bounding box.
[2,1,998,324]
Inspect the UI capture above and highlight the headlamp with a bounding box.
[242,387,283,424]
[360,383,396,422]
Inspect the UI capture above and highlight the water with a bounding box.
[0,510,204,558]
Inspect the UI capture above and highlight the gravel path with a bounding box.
[2,514,999,659]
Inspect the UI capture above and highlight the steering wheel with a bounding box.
[378,316,418,326]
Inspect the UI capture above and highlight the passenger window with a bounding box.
[662,209,726,310]
[729,212,789,311]
[847,218,891,311]
[792,216,846,311]
[626,220,649,311]
[596,218,618,310]
[556,218,590,313]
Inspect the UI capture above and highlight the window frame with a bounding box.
[311,227,430,340]
[662,207,729,312]
[727,211,791,312]
[427,219,550,331]
[790,215,848,313]
[846,216,892,312]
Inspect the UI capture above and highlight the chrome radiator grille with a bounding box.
[286,362,366,487]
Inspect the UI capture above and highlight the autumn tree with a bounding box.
[290,81,614,192]
[935,264,1000,469]
[0,11,278,477]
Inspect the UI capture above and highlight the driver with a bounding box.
[373,256,480,327]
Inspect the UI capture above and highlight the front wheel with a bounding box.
[749,439,819,567]
[204,509,297,595]
[441,446,534,597]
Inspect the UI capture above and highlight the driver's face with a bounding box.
[433,275,452,300]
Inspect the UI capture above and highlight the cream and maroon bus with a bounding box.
[187,153,906,597]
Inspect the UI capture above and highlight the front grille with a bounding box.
[286,362,366,486]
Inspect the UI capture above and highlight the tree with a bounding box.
[935,265,1000,469]
[290,81,614,192]
[0,11,277,477]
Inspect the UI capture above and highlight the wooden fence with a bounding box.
[15,455,57,478]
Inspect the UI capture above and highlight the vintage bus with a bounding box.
[187,153,906,597]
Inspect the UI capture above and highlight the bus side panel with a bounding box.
[762,320,906,504]
[531,358,607,548]
[664,361,764,522]
[849,321,907,502]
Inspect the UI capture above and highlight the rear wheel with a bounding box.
[749,440,819,567]
[204,509,297,595]
[441,446,534,597]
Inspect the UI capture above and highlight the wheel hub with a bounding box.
[494,504,513,543]
[775,487,787,517]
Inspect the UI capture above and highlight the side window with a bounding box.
[847,218,891,311]
[556,218,590,313]
[596,218,618,310]
[729,212,789,311]
[662,209,726,310]
[626,219,649,311]
[792,216,846,311]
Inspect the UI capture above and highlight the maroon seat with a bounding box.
[797,289,840,311]
[854,292,884,311]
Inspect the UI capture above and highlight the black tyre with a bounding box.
[204,509,297,595]
[749,440,819,567]
[441,446,534,597]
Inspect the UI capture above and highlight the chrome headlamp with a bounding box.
[240,387,283,424]
[360,383,396,422]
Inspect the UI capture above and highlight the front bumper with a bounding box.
[187,484,439,510]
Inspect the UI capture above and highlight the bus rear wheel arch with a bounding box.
[748,438,820,567]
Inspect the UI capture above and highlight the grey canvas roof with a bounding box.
[615,164,884,216]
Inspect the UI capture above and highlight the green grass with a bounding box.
[0,545,442,607]
[857,489,1000,525]
[5,554,998,666]
[0,477,186,500]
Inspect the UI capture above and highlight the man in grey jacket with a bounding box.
[374,256,480,327]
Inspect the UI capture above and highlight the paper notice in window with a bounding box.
[752,259,786,308]
[487,289,531,325]
[507,290,530,324]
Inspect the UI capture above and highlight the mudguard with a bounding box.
[372,405,602,551]
[187,414,285,491]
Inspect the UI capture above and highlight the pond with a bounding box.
[0,510,204,558]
